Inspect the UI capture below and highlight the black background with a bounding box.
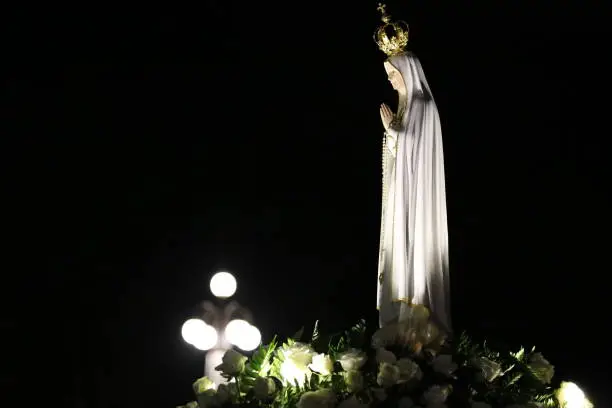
[5,1,610,407]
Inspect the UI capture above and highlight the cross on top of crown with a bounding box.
[377,3,391,23]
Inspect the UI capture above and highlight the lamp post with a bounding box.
[181,271,261,387]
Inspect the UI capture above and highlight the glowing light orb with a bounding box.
[192,324,219,351]
[224,319,250,345]
[224,319,261,351]
[209,271,237,298]
[556,382,593,408]
[239,325,262,351]
[181,318,218,350]
[182,318,207,345]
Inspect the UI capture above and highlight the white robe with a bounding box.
[377,53,452,333]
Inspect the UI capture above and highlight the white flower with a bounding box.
[191,378,221,408]
[216,349,247,377]
[253,377,276,400]
[422,385,451,405]
[297,389,336,408]
[185,402,198,408]
[196,390,219,408]
[376,348,397,364]
[377,362,400,388]
[338,396,368,408]
[192,376,215,395]
[279,342,317,386]
[337,348,367,371]
[527,352,554,384]
[344,370,364,393]
[471,357,502,382]
[398,396,415,408]
[309,353,334,376]
[372,324,398,348]
[432,355,458,376]
[471,401,492,408]
[396,358,423,383]
[216,383,238,404]
[555,381,593,408]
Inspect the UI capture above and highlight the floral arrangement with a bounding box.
[177,306,592,408]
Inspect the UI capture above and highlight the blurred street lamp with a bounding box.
[181,271,261,387]
[209,271,237,298]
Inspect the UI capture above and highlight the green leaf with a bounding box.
[269,357,282,383]
[511,347,526,362]
[270,340,292,382]
[506,371,523,386]
[309,372,320,390]
[501,363,516,376]
[330,336,346,356]
[239,337,278,391]
[280,385,301,408]
[311,320,320,344]
[534,391,557,407]
[346,318,366,348]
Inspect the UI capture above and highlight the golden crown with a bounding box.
[374,3,409,57]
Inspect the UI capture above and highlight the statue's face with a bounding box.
[384,61,403,91]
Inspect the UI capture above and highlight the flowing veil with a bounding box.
[377,53,451,333]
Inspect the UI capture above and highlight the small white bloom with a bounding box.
[192,376,215,395]
[376,348,397,364]
[555,381,593,408]
[185,402,198,408]
[396,358,423,383]
[471,401,492,408]
[338,396,368,408]
[432,354,458,376]
[279,342,317,386]
[371,324,397,348]
[196,390,219,408]
[253,377,276,400]
[422,385,451,405]
[527,352,554,384]
[377,362,400,388]
[309,353,334,376]
[472,357,502,382]
[297,389,336,408]
[344,370,364,393]
[398,396,415,408]
[216,349,247,376]
[216,383,238,404]
[337,348,367,371]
